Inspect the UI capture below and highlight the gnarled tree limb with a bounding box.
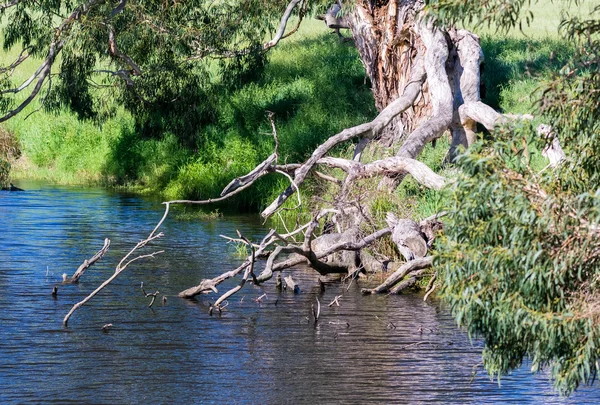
[361,256,434,294]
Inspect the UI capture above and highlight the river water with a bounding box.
[0,181,598,404]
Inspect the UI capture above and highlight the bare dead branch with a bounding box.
[361,256,433,294]
[62,203,169,327]
[178,261,249,298]
[389,268,430,294]
[179,230,276,299]
[318,156,447,191]
[314,170,342,185]
[312,297,321,325]
[328,295,342,307]
[70,238,111,283]
[141,283,160,307]
[254,226,392,284]
[211,232,257,309]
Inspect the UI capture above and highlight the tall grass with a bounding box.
[3,3,582,213]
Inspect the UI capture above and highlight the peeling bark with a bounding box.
[386,214,428,261]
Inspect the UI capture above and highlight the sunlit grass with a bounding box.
[0,2,588,213]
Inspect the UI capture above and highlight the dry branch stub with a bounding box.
[284,275,300,294]
[70,238,110,283]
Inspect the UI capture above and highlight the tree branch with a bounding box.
[62,202,169,327]
[260,55,426,218]
[318,156,448,190]
[70,238,111,283]
[361,256,434,294]
[263,0,304,50]
[0,0,103,122]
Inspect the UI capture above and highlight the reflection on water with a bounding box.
[0,181,598,404]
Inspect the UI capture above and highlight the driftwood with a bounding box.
[284,275,300,294]
[361,257,434,294]
[70,238,110,283]
[328,295,342,307]
[178,229,275,299]
[389,268,430,294]
[141,282,160,308]
[62,204,169,327]
[211,231,258,310]
[312,297,321,325]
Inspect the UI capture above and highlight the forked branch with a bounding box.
[62,203,170,327]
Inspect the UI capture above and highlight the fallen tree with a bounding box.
[54,0,563,325]
[166,0,554,305]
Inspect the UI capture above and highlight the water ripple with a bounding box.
[0,181,598,404]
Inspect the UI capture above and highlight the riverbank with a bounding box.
[4,7,575,213]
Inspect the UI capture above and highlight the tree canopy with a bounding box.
[431,0,600,394]
[0,0,333,142]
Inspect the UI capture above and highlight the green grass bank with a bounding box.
[3,2,589,213]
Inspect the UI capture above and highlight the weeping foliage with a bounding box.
[433,0,600,395]
[0,0,331,143]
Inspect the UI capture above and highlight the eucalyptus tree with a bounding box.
[430,0,600,395]
[0,0,311,141]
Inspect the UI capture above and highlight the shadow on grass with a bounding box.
[480,36,573,110]
[103,33,377,211]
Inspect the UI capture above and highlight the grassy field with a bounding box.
[2,1,593,212]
